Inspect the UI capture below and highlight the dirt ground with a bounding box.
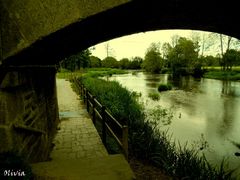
[129,158,174,180]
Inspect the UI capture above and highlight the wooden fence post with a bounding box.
[92,96,96,125]
[86,91,89,112]
[101,106,106,146]
[122,125,128,161]
[83,88,86,103]
[80,84,83,97]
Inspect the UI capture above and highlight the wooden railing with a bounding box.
[73,77,128,160]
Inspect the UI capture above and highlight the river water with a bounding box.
[108,71,240,176]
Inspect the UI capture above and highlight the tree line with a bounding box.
[60,32,240,77]
[60,51,143,71]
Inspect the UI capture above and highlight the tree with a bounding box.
[171,34,180,48]
[167,37,200,76]
[190,31,213,57]
[89,56,101,67]
[223,49,240,70]
[102,56,119,68]
[207,33,240,70]
[142,43,164,73]
[60,49,91,71]
[161,42,172,68]
[119,58,130,69]
[201,55,219,66]
[129,56,143,69]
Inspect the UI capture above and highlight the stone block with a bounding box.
[1,72,20,88]
[0,126,12,152]
[0,94,7,125]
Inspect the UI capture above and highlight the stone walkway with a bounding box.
[51,79,107,160]
[31,79,135,179]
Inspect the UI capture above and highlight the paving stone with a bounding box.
[50,79,108,161]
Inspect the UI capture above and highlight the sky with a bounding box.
[90,29,240,60]
[90,29,194,60]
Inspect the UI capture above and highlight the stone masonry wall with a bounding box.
[0,67,59,162]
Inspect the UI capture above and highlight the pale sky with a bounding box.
[90,29,194,60]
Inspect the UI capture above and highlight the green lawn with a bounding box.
[56,68,127,79]
[203,67,240,81]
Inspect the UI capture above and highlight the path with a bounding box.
[31,79,135,179]
[51,78,107,160]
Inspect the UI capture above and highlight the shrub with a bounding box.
[79,76,144,126]
[148,92,160,101]
[158,83,172,91]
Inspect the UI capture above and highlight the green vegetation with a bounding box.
[83,68,127,78]
[56,68,82,79]
[148,92,160,101]
[119,57,143,69]
[58,32,240,81]
[142,43,164,73]
[101,56,119,68]
[158,83,172,91]
[60,49,91,71]
[57,68,127,79]
[79,77,143,125]
[146,105,173,126]
[165,37,201,77]
[204,70,240,81]
[74,72,235,179]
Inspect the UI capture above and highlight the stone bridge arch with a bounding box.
[1,0,240,66]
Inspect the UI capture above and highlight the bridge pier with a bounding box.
[0,66,59,162]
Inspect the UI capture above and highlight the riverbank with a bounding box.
[204,70,240,81]
[72,70,236,179]
[203,66,240,81]
[56,68,127,79]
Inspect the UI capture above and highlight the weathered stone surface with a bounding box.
[1,0,130,61]
[0,68,59,162]
[0,126,12,152]
[1,0,240,66]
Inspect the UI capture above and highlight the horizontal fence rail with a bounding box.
[72,77,128,160]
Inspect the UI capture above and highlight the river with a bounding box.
[107,71,240,176]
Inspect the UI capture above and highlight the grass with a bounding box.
[56,68,82,79]
[204,66,240,72]
[72,71,235,179]
[57,68,127,79]
[83,68,127,78]
[148,92,160,101]
[204,70,240,81]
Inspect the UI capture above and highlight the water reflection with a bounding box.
[221,81,237,97]
[109,72,240,174]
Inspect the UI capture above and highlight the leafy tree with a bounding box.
[142,43,164,73]
[201,55,219,66]
[60,49,91,71]
[89,56,101,67]
[102,56,119,68]
[168,37,200,76]
[119,58,130,69]
[129,56,143,69]
[223,49,240,70]
[161,42,172,68]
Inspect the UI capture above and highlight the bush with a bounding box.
[158,83,172,91]
[80,76,144,125]
[148,92,160,101]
